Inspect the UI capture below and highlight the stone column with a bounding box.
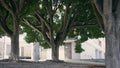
[4,44,11,59]
[20,47,24,57]
[32,41,40,62]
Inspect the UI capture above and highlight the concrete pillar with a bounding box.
[32,42,39,62]
[4,44,11,59]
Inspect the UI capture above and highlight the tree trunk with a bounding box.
[104,1,120,68]
[105,18,120,68]
[9,17,19,62]
[9,35,19,61]
[105,10,120,68]
[51,44,59,61]
[93,0,120,68]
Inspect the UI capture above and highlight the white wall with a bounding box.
[80,38,105,59]
[71,41,80,59]
[0,41,4,58]
[0,34,105,60]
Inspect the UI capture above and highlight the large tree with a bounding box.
[0,0,39,61]
[23,0,104,61]
[92,0,120,68]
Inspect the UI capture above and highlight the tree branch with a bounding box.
[23,18,51,47]
[45,0,53,25]
[52,0,59,14]
[72,24,98,29]
[34,13,42,27]
[35,11,51,31]
[0,16,13,35]
[112,0,119,12]
[55,25,70,46]
[23,19,42,33]
[19,0,25,11]
[0,0,14,15]
[58,1,70,34]
[3,11,9,22]
[9,0,18,12]
[103,0,113,33]
[42,31,51,47]
[35,10,54,44]
[55,1,71,45]
[44,0,57,45]
[93,0,103,16]
[90,1,105,31]
[35,12,51,40]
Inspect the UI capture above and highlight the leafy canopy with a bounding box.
[0,0,39,37]
[22,0,104,52]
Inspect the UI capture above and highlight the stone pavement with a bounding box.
[0,61,105,68]
[64,59,105,66]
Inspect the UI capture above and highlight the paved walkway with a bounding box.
[21,59,105,66]
[0,60,105,68]
[64,59,105,66]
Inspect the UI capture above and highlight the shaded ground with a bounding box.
[0,59,105,68]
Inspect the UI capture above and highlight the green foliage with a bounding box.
[0,0,40,36]
[75,40,84,53]
[0,27,5,38]
[21,24,50,49]
[0,5,8,36]
[20,0,40,17]
[22,0,104,53]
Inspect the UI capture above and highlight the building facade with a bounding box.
[0,34,105,60]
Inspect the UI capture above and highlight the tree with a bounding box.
[92,0,120,68]
[0,0,39,61]
[23,0,104,61]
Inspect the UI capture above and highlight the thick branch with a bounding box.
[3,11,9,22]
[35,11,51,31]
[72,24,98,29]
[55,26,70,45]
[42,32,51,47]
[34,13,42,27]
[9,0,18,12]
[93,0,103,16]
[19,0,25,11]
[52,0,59,14]
[112,0,119,12]
[23,19,42,33]
[44,0,58,45]
[0,0,14,16]
[63,1,70,28]
[0,17,13,35]
[103,0,113,33]
[58,1,70,34]
[45,0,53,25]
[91,1,104,31]
[55,1,71,45]
[23,19,51,47]
[35,12,52,41]
[35,10,54,44]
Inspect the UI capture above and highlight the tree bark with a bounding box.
[51,44,59,61]
[93,0,120,68]
[9,17,20,62]
[104,1,120,68]
[105,15,120,68]
[10,35,19,61]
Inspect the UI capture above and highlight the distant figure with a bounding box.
[33,39,39,62]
